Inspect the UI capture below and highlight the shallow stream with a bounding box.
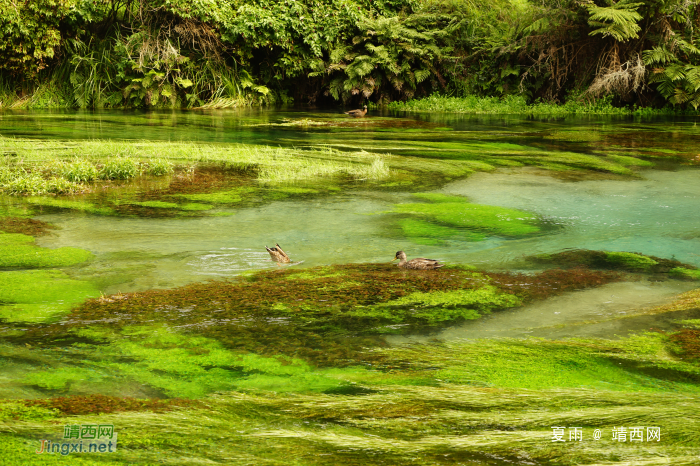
[2,109,700,465]
[2,109,699,332]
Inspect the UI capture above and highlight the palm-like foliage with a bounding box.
[586,1,643,42]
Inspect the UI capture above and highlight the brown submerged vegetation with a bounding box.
[485,268,622,302]
[0,217,55,236]
[17,264,624,368]
[23,394,200,416]
[671,330,700,361]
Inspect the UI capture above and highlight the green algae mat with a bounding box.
[1,110,700,465]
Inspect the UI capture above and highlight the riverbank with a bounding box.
[387,94,699,116]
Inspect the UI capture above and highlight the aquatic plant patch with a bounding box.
[528,249,697,274]
[20,394,200,416]
[0,270,100,322]
[0,233,93,268]
[11,264,624,372]
[389,338,700,392]
[392,193,542,242]
[16,325,373,398]
[25,197,114,216]
[670,267,700,280]
[397,218,486,245]
[4,331,700,464]
[0,217,54,236]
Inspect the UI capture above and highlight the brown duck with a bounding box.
[392,251,444,270]
[344,105,368,117]
[266,243,290,263]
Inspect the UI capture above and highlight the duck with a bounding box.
[266,243,291,263]
[391,251,444,270]
[344,105,368,117]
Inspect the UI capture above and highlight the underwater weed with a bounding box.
[528,249,696,274]
[392,194,542,238]
[605,251,658,270]
[21,263,628,369]
[0,233,93,268]
[486,268,622,302]
[0,269,99,322]
[0,217,55,236]
[23,394,200,415]
[670,267,700,280]
[670,330,700,361]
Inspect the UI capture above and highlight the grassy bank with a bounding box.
[387,94,697,116]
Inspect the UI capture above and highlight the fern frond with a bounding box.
[414,68,431,83]
[587,2,643,42]
[642,46,676,65]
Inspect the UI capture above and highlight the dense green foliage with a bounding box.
[3,0,700,109]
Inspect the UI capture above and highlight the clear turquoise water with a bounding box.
[2,108,699,318]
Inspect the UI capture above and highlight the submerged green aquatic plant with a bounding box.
[0,233,93,268]
[670,267,700,280]
[528,249,695,274]
[0,269,99,322]
[605,251,658,270]
[0,217,54,236]
[392,193,541,244]
[25,197,114,215]
[398,218,485,244]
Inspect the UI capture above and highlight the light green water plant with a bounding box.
[605,251,659,270]
[0,270,99,322]
[392,193,541,243]
[24,197,114,215]
[670,267,700,280]
[0,233,93,268]
[398,218,485,245]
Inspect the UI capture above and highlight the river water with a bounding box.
[1,109,699,335]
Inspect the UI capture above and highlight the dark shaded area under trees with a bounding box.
[1,0,700,109]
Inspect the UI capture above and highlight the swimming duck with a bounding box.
[266,243,290,263]
[344,105,368,117]
[392,251,444,270]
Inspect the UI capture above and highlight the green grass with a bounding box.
[388,94,691,116]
